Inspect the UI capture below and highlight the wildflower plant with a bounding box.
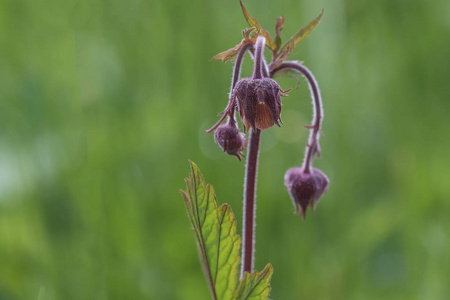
[181,1,329,299]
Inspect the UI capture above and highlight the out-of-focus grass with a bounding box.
[0,0,449,299]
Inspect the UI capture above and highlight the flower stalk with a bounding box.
[272,62,329,218]
[252,36,266,79]
[241,127,261,276]
[271,62,323,173]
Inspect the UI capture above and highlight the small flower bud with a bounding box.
[214,123,248,161]
[284,167,329,219]
[233,77,284,131]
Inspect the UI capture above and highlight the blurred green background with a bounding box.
[1,0,449,299]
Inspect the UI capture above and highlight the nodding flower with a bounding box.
[206,36,289,137]
[214,122,247,161]
[230,36,289,132]
[234,76,287,132]
[284,167,329,219]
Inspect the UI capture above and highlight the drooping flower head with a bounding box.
[205,36,288,159]
[214,123,248,160]
[284,167,329,219]
[234,77,284,132]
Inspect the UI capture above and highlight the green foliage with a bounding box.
[238,0,276,51]
[213,0,323,67]
[180,161,241,299]
[274,9,324,64]
[181,161,273,300]
[234,264,273,300]
[212,32,253,62]
[274,16,285,51]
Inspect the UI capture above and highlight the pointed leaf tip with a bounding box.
[181,161,241,300]
[213,42,244,62]
[292,9,324,46]
[239,0,276,51]
[276,9,324,63]
[275,16,285,51]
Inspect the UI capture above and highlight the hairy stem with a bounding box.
[205,43,252,133]
[241,128,261,277]
[271,62,323,173]
[240,36,267,278]
[249,48,270,78]
[228,42,252,121]
[252,36,266,80]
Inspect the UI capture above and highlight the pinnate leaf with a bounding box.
[234,264,273,299]
[239,0,276,51]
[181,161,241,300]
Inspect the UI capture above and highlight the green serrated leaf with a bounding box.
[239,0,276,51]
[277,9,324,61]
[234,264,273,300]
[181,161,241,300]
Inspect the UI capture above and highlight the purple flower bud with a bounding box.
[233,77,286,131]
[214,123,248,161]
[284,167,329,219]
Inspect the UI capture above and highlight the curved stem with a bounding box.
[205,43,252,133]
[231,43,252,92]
[241,128,261,277]
[248,48,270,78]
[252,36,266,79]
[271,62,323,173]
[228,42,252,119]
[239,37,265,277]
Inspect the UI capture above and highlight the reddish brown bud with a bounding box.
[233,77,285,131]
[214,123,248,161]
[284,167,329,219]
